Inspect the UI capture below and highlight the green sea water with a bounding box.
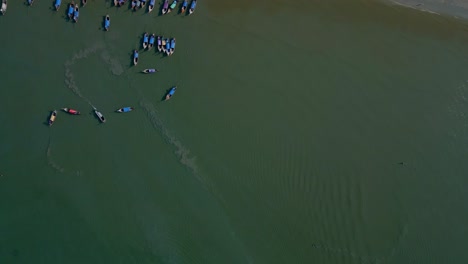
[1,0,468,263]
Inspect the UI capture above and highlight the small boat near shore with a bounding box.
[62,108,81,115]
[188,0,196,15]
[180,0,187,14]
[49,110,57,126]
[142,68,157,74]
[141,0,146,8]
[168,0,177,13]
[116,107,134,113]
[67,2,74,18]
[161,0,168,15]
[94,109,106,123]
[73,6,79,22]
[148,0,155,13]
[165,87,176,101]
[54,0,61,11]
[142,33,149,49]
[133,50,139,65]
[148,34,155,50]
[104,15,110,31]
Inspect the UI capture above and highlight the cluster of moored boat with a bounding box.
[132,34,175,65]
[144,33,176,55]
[56,0,87,12]
[48,86,176,126]
[112,0,197,15]
[0,0,188,126]
[66,1,80,23]
[0,0,197,16]
[162,0,197,15]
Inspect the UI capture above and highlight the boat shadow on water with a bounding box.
[43,112,52,126]
[129,50,135,67]
[160,87,173,101]
[102,15,107,31]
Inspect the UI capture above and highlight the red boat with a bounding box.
[62,108,80,115]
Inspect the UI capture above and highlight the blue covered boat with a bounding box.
[170,38,176,55]
[73,6,79,23]
[165,39,170,56]
[148,0,155,13]
[180,0,187,13]
[142,33,149,49]
[116,107,134,113]
[104,15,110,31]
[67,3,74,18]
[148,34,155,50]
[165,87,176,101]
[188,0,196,15]
[54,0,61,11]
[133,50,139,65]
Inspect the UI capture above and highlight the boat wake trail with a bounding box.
[139,100,199,174]
[63,41,125,108]
[64,42,104,107]
[46,137,64,173]
[138,98,222,197]
[100,49,124,76]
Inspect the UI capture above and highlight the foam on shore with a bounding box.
[383,0,468,20]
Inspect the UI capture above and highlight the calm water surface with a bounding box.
[1,0,468,263]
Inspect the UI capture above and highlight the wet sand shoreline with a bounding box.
[383,0,468,20]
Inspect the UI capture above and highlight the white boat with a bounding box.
[1,0,7,15]
[94,109,106,123]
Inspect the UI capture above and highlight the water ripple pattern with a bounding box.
[63,41,126,107]
[138,100,198,175]
[46,136,64,173]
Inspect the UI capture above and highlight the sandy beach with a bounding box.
[384,0,468,19]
